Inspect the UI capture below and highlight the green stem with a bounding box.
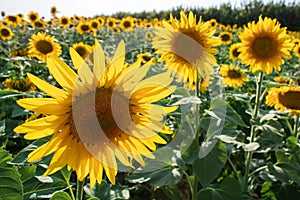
[183,171,193,199]
[195,74,201,137]
[228,157,242,185]
[243,72,264,193]
[192,173,198,200]
[294,114,300,139]
[61,171,75,200]
[76,179,85,200]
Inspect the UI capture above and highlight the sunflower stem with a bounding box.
[243,71,264,193]
[61,170,75,200]
[76,179,85,200]
[294,114,300,139]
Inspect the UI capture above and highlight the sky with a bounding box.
[0,0,298,20]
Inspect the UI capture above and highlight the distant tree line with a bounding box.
[106,0,300,31]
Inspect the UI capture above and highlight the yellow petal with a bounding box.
[47,55,77,91]
[27,73,68,101]
[17,98,70,115]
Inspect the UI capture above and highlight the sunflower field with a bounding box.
[0,2,300,200]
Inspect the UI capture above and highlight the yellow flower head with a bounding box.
[238,15,293,74]
[266,86,300,114]
[219,31,233,45]
[28,32,62,62]
[0,26,14,40]
[152,10,221,88]
[14,40,177,187]
[71,42,92,60]
[220,64,249,87]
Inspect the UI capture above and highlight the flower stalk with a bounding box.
[243,71,264,192]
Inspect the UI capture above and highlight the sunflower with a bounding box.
[293,44,300,58]
[229,43,241,60]
[90,19,100,32]
[77,21,91,34]
[145,31,153,41]
[5,15,21,27]
[274,76,289,84]
[9,48,28,57]
[2,77,35,92]
[1,11,5,17]
[0,26,14,40]
[14,40,177,186]
[50,6,57,16]
[120,16,134,31]
[136,52,156,64]
[238,15,293,74]
[220,64,249,87]
[71,42,92,59]
[209,19,218,28]
[97,16,105,26]
[59,16,71,28]
[33,20,46,29]
[266,86,300,114]
[106,17,116,29]
[152,10,221,87]
[28,32,62,62]
[27,11,39,23]
[219,31,232,45]
[292,38,300,47]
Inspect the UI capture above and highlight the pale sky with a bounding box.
[0,0,298,20]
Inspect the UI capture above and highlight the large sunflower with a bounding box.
[266,86,300,114]
[219,64,249,87]
[0,26,14,40]
[152,10,221,87]
[28,32,62,62]
[14,40,177,186]
[238,15,293,74]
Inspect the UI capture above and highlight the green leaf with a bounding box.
[0,149,23,200]
[198,177,243,200]
[50,191,72,200]
[127,148,184,186]
[267,149,300,185]
[193,141,227,187]
[84,181,129,200]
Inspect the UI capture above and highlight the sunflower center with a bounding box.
[80,25,89,31]
[1,28,10,37]
[123,21,131,28]
[61,18,68,24]
[142,55,151,62]
[71,87,131,145]
[35,40,54,54]
[172,32,204,64]
[221,34,230,42]
[252,37,272,57]
[75,47,87,58]
[232,48,240,58]
[95,88,131,136]
[278,91,300,110]
[227,69,242,79]
[8,16,17,22]
[30,15,37,21]
[91,22,98,29]
[108,21,114,27]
